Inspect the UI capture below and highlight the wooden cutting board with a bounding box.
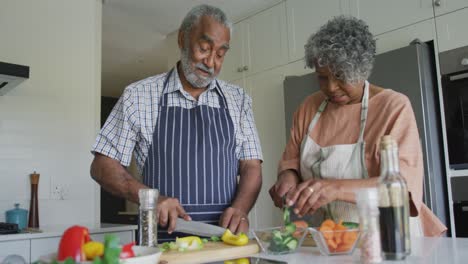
[159,241,260,264]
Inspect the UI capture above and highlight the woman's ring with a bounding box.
[240,217,247,221]
[307,187,314,194]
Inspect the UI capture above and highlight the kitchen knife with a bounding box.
[174,218,254,239]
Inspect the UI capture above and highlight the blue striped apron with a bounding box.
[142,69,238,242]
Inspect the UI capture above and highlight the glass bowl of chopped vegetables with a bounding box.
[308,220,360,256]
[252,224,306,255]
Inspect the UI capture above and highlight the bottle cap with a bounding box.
[355,187,379,208]
[138,189,159,209]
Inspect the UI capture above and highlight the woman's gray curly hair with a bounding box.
[180,4,233,37]
[304,16,376,84]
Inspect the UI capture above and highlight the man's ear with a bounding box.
[178,30,184,50]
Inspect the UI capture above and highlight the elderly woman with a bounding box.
[269,16,446,236]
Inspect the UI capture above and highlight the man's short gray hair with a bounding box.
[304,16,376,84]
[180,4,233,36]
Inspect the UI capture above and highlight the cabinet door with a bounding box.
[218,21,246,82]
[349,0,434,35]
[287,0,347,62]
[31,237,60,262]
[434,0,468,16]
[246,66,289,228]
[245,2,288,76]
[91,231,134,244]
[436,8,468,52]
[0,240,30,263]
[375,19,436,55]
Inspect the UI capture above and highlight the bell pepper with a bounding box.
[221,229,249,246]
[57,225,91,261]
[119,242,135,259]
[83,241,104,260]
[176,236,204,251]
[224,258,250,264]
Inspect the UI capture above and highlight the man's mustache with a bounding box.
[195,63,214,76]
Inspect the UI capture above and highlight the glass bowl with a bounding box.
[252,226,306,255]
[308,227,360,256]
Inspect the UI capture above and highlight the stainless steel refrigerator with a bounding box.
[283,41,450,232]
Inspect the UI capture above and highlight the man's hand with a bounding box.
[286,178,341,218]
[219,207,249,234]
[269,169,301,208]
[157,196,191,234]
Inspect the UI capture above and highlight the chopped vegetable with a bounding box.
[221,229,249,246]
[210,236,221,242]
[176,236,204,251]
[342,221,359,229]
[319,219,359,253]
[83,241,104,260]
[292,220,308,238]
[119,242,135,259]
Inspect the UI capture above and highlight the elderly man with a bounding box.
[91,4,263,242]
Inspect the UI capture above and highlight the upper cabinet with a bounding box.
[219,2,288,82]
[436,8,468,52]
[286,0,348,62]
[433,0,468,16]
[218,20,246,82]
[348,0,434,36]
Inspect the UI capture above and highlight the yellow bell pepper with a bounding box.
[224,257,250,264]
[176,236,203,251]
[82,241,104,260]
[221,229,249,246]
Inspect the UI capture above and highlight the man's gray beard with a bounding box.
[180,50,215,88]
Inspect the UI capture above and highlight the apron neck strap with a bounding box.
[358,80,370,142]
[160,69,226,108]
[307,80,370,141]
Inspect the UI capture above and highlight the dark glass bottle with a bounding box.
[378,136,411,260]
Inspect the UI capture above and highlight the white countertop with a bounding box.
[0,223,137,242]
[255,237,468,264]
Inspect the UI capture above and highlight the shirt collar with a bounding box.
[164,62,218,94]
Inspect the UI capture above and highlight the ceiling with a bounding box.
[102,0,283,97]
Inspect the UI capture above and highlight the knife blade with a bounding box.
[174,218,254,239]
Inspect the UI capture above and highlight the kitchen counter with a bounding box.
[0,223,137,262]
[0,223,137,242]
[254,237,468,263]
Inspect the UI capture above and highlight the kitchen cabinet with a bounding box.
[219,2,288,82]
[244,66,292,229]
[0,224,136,263]
[286,0,348,62]
[433,0,468,16]
[29,230,133,261]
[348,0,434,36]
[375,19,436,55]
[0,240,30,263]
[436,8,468,52]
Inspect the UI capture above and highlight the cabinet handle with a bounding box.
[237,67,244,72]
[243,65,249,71]
[434,0,441,6]
[462,58,468,66]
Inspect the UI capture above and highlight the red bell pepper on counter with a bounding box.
[57,225,91,261]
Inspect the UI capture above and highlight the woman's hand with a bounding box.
[269,170,301,208]
[286,179,341,218]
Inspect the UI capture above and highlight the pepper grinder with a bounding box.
[28,171,40,228]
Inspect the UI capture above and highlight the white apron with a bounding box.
[299,81,371,224]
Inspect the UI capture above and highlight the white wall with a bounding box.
[0,0,102,226]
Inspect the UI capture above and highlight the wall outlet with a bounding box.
[51,185,68,200]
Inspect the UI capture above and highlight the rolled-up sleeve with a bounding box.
[91,86,139,167]
[239,93,263,161]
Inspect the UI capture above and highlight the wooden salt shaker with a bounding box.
[28,171,40,228]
